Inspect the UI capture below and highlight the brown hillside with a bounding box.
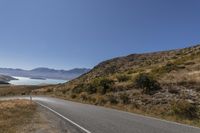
[35,44,200,127]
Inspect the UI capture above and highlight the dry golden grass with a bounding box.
[159,70,200,85]
[0,100,36,133]
[0,85,47,96]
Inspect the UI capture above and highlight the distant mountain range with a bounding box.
[0,67,90,80]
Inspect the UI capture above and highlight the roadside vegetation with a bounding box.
[0,99,71,133]
[0,85,49,96]
[0,100,36,133]
[2,45,200,127]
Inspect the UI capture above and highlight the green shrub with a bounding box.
[72,87,83,94]
[135,73,161,94]
[104,64,117,74]
[46,88,53,93]
[171,100,199,119]
[168,87,179,94]
[70,94,77,99]
[62,89,67,94]
[164,63,178,72]
[107,94,118,104]
[87,96,96,103]
[21,92,26,95]
[96,97,107,105]
[116,74,130,82]
[99,78,114,91]
[80,93,88,101]
[71,77,117,96]
[90,78,114,95]
[97,86,107,95]
[151,63,178,77]
[119,93,130,104]
[72,84,87,94]
[85,84,97,94]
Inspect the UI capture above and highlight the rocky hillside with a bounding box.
[36,44,200,126]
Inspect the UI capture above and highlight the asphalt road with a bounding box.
[1,96,200,133]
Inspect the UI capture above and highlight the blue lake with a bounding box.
[9,76,67,85]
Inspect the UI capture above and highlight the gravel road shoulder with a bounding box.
[19,104,83,133]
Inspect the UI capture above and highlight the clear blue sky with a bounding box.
[0,0,199,70]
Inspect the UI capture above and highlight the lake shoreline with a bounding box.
[9,76,67,85]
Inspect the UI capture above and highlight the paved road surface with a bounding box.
[1,96,200,133]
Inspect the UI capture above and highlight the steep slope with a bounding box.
[56,44,200,90]
[36,44,200,126]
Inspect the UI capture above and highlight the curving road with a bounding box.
[1,96,200,133]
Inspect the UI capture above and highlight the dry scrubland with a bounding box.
[0,99,70,133]
[0,100,36,133]
[34,45,200,127]
[0,85,49,96]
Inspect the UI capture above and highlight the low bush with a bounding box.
[73,78,114,95]
[116,74,130,82]
[85,84,97,94]
[151,63,179,77]
[72,87,83,94]
[135,73,161,94]
[46,88,53,93]
[119,93,130,104]
[72,84,85,94]
[98,78,114,94]
[70,94,77,99]
[87,77,114,95]
[96,97,107,105]
[164,63,178,72]
[168,87,179,94]
[171,100,199,120]
[80,93,88,101]
[87,96,96,103]
[61,89,67,94]
[107,94,118,104]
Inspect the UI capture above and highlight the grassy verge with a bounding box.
[1,84,199,128]
[38,92,200,128]
[0,100,36,133]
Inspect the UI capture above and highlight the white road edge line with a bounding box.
[35,101,91,133]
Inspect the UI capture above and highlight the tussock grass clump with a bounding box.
[168,87,179,94]
[116,74,131,82]
[0,100,36,133]
[119,93,130,104]
[106,94,118,104]
[80,92,88,101]
[171,100,199,120]
[70,94,77,99]
[150,63,179,77]
[96,96,107,105]
[72,85,84,94]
